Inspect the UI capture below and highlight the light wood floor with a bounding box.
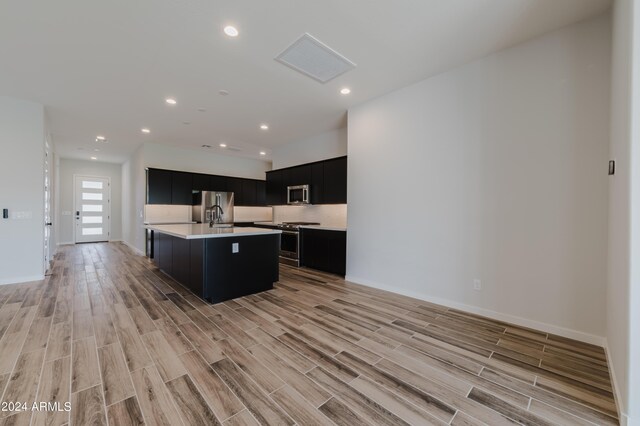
[0,243,618,425]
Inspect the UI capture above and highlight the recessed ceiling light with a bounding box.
[90,156,97,160]
[94,148,100,152]
[95,135,106,142]
[260,151,266,156]
[219,143,227,148]
[260,124,269,130]
[141,128,150,133]
[219,90,229,96]
[165,98,177,105]
[223,26,239,37]
[340,88,351,95]
[197,108,207,112]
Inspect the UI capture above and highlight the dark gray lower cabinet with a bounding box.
[153,233,279,303]
[300,229,346,276]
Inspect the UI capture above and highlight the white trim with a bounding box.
[0,275,46,285]
[603,339,628,425]
[57,241,75,246]
[345,274,605,346]
[121,239,145,256]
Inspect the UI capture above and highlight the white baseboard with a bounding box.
[0,274,45,285]
[345,274,605,347]
[603,339,628,425]
[121,240,145,256]
[57,241,74,246]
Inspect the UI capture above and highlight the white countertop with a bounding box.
[145,224,282,239]
[144,221,196,225]
[252,221,346,231]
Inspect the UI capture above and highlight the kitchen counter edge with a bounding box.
[145,224,282,239]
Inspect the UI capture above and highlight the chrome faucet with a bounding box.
[208,204,224,227]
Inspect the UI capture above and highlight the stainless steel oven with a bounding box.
[279,230,300,266]
[277,221,320,266]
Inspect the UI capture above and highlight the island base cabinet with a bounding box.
[203,234,279,302]
[153,232,279,303]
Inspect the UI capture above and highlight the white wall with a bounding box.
[144,143,271,180]
[347,14,610,342]
[57,159,122,244]
[629,0,640,417]
[271,128,347,169]
[122,144,145,254]
[0,96,45,284]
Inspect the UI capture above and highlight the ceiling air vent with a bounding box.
[275,33,356,83]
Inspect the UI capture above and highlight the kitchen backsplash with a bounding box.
[234,206,273,222]
[272,204,347,228]
[144,205,191,223]
[145,204,273,224]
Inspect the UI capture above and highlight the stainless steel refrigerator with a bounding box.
[192,191,234,224]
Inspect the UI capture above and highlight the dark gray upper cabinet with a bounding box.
[147,169,265,206]
[171,171,193,205]
[227,178,244,206]
[210,175,228,192]
[266,170,282,206]
[256,180,266,206]
[147,169,173,204]
[290,165,311,186]
[323,156,347,204]
[311,162,324,205]
[265,156,346,205]
[192,173,210,191]
[242,179,257,206]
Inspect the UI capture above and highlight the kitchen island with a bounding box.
[146,224,281,303]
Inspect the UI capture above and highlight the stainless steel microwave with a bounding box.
[287,185,310,205]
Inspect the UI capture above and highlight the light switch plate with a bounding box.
[232,243,239,253]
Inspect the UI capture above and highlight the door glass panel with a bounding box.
[82,228,103,235]
[82,216,103,224]
[82,181,103,189]
[82,204,103,212]
[82,192,103,201]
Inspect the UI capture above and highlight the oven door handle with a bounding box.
[281,230,299,235]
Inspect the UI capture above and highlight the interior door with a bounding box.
[74,175,110,243]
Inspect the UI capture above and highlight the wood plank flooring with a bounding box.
[0,242,619,425]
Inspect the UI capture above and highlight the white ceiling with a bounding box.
[0,0,610,163]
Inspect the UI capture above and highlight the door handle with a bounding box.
[46,222,52,226]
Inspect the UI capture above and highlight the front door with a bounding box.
[74,175,110,243]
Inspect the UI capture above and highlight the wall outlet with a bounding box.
[473,279,482,291]
[232,243,239,253]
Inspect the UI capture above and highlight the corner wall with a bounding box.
[0,96,45,284]
[347,14,611,342]
[271,128,347,170]
[608,0,640,422]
